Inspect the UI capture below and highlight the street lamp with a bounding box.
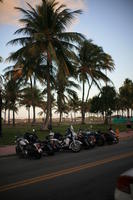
[0,81,2,137]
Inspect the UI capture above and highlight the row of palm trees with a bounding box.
[2,77,133,125]
[1,0,115,128]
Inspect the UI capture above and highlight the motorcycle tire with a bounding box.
[71,141,81,152]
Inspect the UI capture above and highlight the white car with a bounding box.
[114,168,133,200]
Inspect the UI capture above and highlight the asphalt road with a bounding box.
[0,139,133,200]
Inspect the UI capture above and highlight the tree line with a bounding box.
[89,79,133,121]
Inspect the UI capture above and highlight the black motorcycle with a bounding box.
[15,132,42,159]
[77,130,96,149]
[40,138,55,156]
[103,131,119,145]
[15,131,54,159]
[90,131,105,146]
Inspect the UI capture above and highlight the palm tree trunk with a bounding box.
[28,106,30,123]
[74,112,76,122]
[59,111,62,123]
[8,109,10,125]
[43,66,51,129]
[121,109,124,117]
[127,108,129,118]
[81,80,85,124]
[29,76,36,124]
[32,106,36,124]
[4,109,6,124]
[13,110,15,126]
[50,96,52,126]
[85,80,93,102]
[32,75,36,124]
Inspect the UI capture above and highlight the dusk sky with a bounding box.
[0,0,133,118]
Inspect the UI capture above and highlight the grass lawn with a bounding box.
[0,123,130,145]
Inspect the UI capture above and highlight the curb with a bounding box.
[0,153,16,158]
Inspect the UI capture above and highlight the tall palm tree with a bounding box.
[68,94,80,122]
[7,0,84,129]
[56,77,79,123]
[20,86,44,123]
[78,39,114,124]
[3,77,22,126]
[5,53,49,123]
[119,79,133,117]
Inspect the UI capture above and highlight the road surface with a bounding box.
[0,139,133,200]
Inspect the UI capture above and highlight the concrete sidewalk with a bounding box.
[0,131,133,157]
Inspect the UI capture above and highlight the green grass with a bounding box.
[0,123,131,145]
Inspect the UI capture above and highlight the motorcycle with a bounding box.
[15,130,54,159]
[77,130,96,149]
[102,129,119,145]
[40,138,55,156]
[89,131,105,146]
[47,126,82,153]
[15,132,42,159]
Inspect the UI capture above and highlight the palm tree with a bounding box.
[57,78,79,122]
[78,39,114,124]
[3,77,22,126]
[7,0,84,129]
[56,66,80,123]
[119,79,133,117]
[68,94,80,122]
[20,86,44,123]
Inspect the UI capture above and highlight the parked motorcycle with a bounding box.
[103,129,119,145]
[15,132,42,159]
[40,138,55,156]
[77,130,96,149]
[15,130,54,159]
[47,126,82,153]
[89,131,105,146]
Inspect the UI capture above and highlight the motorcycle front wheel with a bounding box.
[71,141,81,152]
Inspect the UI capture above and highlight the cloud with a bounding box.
[57,0,87,29]
[0,0,42,25]
[0,0,20,25]
[0,0,86,26]
[58,0,86,10]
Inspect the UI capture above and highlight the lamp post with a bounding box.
[0,84,2,137]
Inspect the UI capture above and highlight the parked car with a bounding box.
[114,168,133,200]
